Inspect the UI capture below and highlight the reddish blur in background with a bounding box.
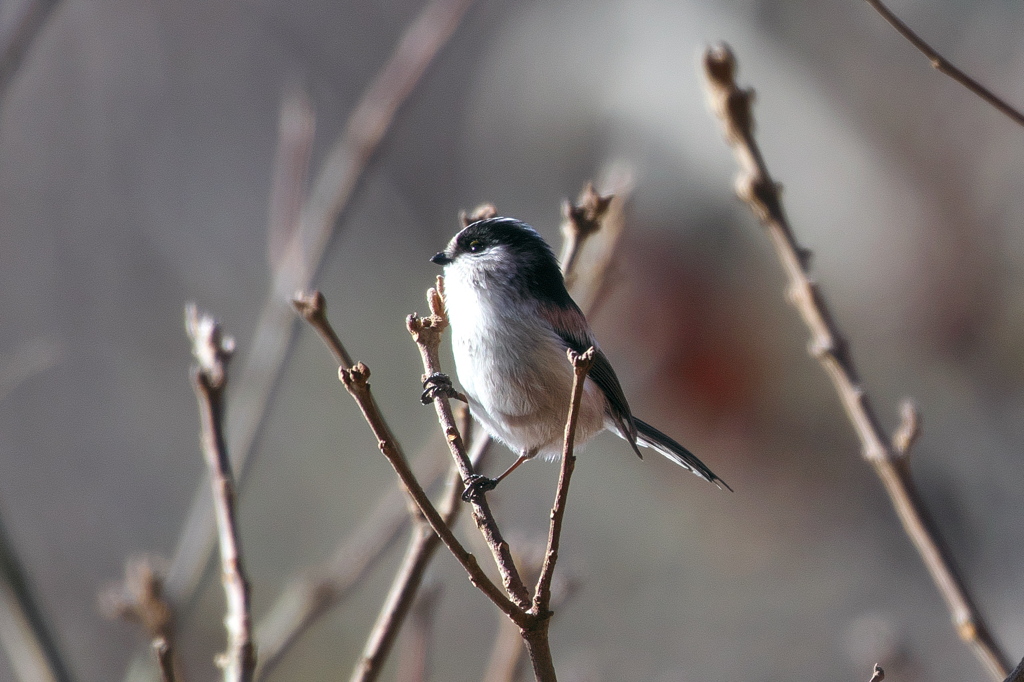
[0,0,1021,680]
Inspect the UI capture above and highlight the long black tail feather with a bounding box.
[634,418,732,491]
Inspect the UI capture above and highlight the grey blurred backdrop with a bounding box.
[0,0,1022,680]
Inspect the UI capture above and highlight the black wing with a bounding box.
[540,302,643,459]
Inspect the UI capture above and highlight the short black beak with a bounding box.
[430,251,452,266]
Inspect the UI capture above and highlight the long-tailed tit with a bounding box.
[429,216,729,496]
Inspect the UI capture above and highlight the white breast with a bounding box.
[442,259,606,459]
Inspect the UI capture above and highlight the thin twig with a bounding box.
[863,0,1024,128]
[338,361,521,622]
[868,664,885,682]
[297,292,520,620]
[513,350,594,682]
[185,307,256,682]
[482,558,579,682]
[164,0,477,607]
[0,0,61,107]
[408,281,532,610]
[703,44,1010,680]
[532,348,593,616]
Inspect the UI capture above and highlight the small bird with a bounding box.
[430,216,729,495]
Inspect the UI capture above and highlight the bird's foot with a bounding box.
[420,372,465,404]
[461,474,499,502]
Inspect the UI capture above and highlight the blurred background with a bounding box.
[0,0,1022,680]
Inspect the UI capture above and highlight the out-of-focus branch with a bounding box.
[252,441,448,680]
[868,664,884,682]
[863,0,1024,128]
[703,44,1010,680]
[164,0,478,608]
[393,583,443,682]
[0,0,61,106]
[559,171,633,315]
[101,558,177,682]
[266,89,315,272]
[0,337,70,682]
[185,307,255,682]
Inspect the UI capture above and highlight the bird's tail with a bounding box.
[633,418,732,491]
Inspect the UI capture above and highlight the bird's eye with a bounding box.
[468,240,483,253]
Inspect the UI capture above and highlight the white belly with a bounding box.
[444,268,605,459]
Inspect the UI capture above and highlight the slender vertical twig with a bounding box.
[408,282,532,610]
[164,0,479,608]
[703,44,1010,680]
[863,0,1024,128]
[185,307,256,682]
[531,349,592,616]
[868,664,884,682]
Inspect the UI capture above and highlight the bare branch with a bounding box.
[185,307,255,682]
[532,348,593,616]
[558,184,613,283]
[703,44,1010,680]
[253,442,448,680]
[164,0,477,607]
[560,171,633,315]
[295,291,518,619]
[459,203,498,227]
[292,291,354,368]
[0,0,61,106]
[338,361,521,622]
[408,280,532,611]
[863,0,1024,128]
[868,664,884,682]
